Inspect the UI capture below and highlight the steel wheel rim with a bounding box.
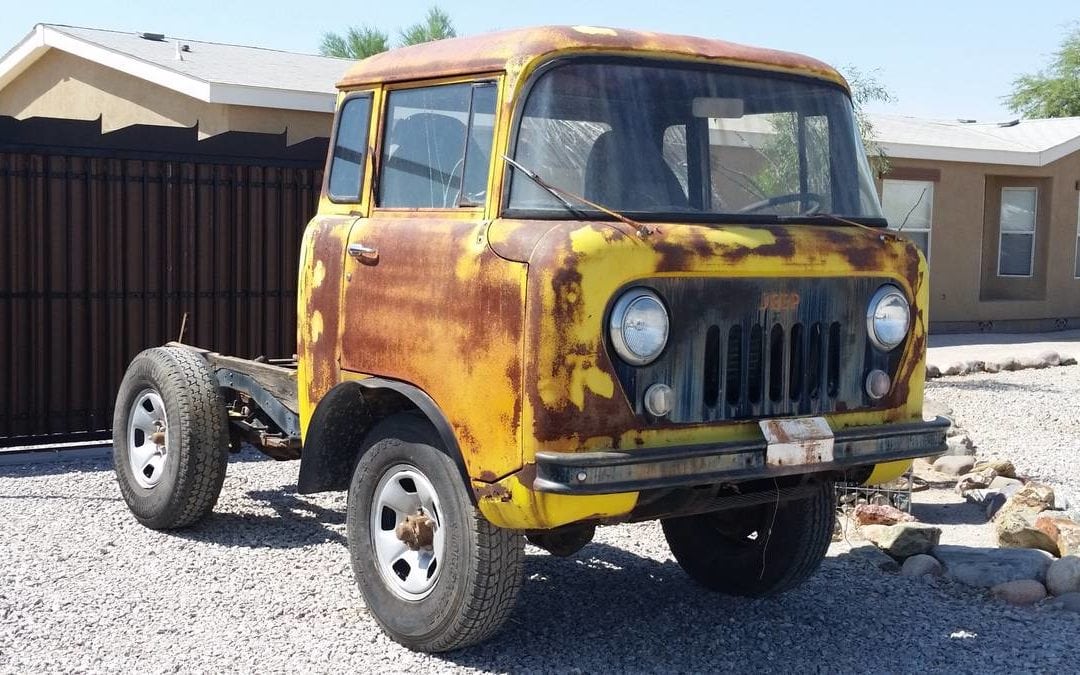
[369,464,445,601]
[127,389,169,489]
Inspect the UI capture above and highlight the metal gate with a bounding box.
[0,119,323,447]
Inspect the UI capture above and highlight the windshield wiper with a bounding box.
[502,155,653,238]
[778,212,902,240]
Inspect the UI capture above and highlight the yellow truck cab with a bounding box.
[113,26,948,652]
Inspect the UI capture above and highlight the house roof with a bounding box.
[338,25,844,89]
[871,114,1080,167]
[0,24,349,113]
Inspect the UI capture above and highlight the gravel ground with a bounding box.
[926,363,1080,507]
[3,444,1080,673]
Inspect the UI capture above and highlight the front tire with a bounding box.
[346,414,524,652]
[662,480,834,597]
[112,347,229,530]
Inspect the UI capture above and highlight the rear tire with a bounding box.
[662,480,834,597]
[112,347,229,530]
[347,414,524,652]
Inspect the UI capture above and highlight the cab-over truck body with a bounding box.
[113,26,948,653]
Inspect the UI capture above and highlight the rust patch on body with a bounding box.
[473,482,513,502]
[338,25,845,90]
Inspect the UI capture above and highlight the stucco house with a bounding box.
[873,115,1080,332]
[0,24,344,447]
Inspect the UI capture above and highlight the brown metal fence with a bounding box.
[0,147,322,447]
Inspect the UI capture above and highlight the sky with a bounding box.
[2,1,1077,122]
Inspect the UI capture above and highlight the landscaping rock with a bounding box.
[942,362,964,376]
[1039,350,1062,367]
[900,554,943,578]
[1018,355,1051,370]
[932,545,1054,588]
[925,364,941,379]
[932,455,975,476]
[1046,591,1080,612]
[995,483,1055,521]
[986,492,1009,520]
[955,468,997,495]
[999,356,1022,371]
[847,544,900,573]
[1062,356,1079,366]
[988,475,1024,492]
[852,503,914,527]
[990,579,1047,606]
[862,523,941,558]
[995,510,1060,555]
[974,459,1017,479]
[1035,514,1080,557]
[1046,557,1080,596]
[1052,493,1072,511]
[939,436,977,457]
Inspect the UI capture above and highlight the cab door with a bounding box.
[297,91,375,436]
[338,80,499,380]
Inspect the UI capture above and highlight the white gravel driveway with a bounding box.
[3,364,1080,672]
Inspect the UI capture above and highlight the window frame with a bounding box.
[996,186,1038,278]
[373,77,499,213]
[325,91,375,204]
[880,178,934,260]
[500,54,886,226]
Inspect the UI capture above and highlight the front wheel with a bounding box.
[346,414,524,652]
[662,480,835,597]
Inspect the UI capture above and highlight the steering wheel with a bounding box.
[737,192,824,215]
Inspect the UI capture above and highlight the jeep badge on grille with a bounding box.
[760,292,800,311]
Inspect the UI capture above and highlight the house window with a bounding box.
[881,179,932,258]
[998,187,1037,277]
[327,94,373,202]
[378,81,496,208]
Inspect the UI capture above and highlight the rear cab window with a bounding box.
[327,93,374,202]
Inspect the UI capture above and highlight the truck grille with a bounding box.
[610,277,899,424]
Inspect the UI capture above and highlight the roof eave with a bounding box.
[881,141,1045,167]
[206,83,335,113]
[0,24,48,92]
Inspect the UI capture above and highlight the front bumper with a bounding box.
[533,416,950,495]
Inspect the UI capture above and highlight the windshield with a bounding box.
[508,58,884,223]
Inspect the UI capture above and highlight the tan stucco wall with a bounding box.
[0,50,332,144]
[881,153,1080,326]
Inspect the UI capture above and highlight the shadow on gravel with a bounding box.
[175,486,346,549]
[436,540,1080,672]
[913,500,988,526]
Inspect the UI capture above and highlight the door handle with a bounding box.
[348,242,378,260]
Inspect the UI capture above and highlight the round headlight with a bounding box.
[866,285,910,351]
[609,289,669,365]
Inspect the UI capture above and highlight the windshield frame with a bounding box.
[500,54,887,228]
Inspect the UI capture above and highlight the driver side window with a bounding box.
[378,81,497,208]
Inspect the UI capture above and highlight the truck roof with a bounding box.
[337,25,845,90]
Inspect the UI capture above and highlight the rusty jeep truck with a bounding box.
[112,26,949,652]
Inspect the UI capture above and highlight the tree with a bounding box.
[751,66,894,200]
[319,26,390,60]
[842,66,893,173]
[399,6,457,46]
[319,6,456,60]
[1006,26,1080,118]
